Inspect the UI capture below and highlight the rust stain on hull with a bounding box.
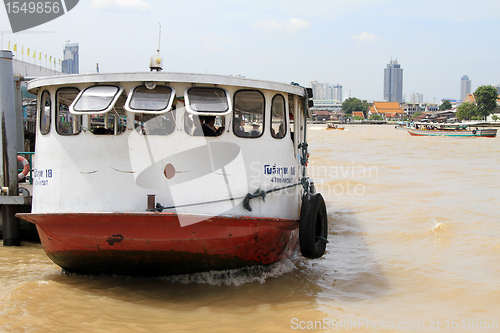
[106,234,124,246]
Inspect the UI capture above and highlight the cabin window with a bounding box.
[288,94,295,144]
[71,85,123,114]
[185,87,231,115]
[39,90,51,135]
[125,85,175,114]
[135,112,176,136]
[271,94,286,139]
[233,90,265,138]
[184,111,225,137]
[56,88,81,135]
[90,92,127,135]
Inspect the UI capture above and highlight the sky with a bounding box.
[1,0,499,103]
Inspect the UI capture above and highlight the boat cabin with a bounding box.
[27,72,312,222]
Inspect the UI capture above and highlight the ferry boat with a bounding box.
[407,122,497,137]
[16,54,328,276]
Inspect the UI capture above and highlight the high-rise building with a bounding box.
[61,42,79,74]
[383,60,403,103]
[410,93,423,104]
[460,75,471,102]
[310,81,330,100]
[330,84,343,102]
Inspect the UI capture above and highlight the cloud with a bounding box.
[353,32,378,43]
[253,18,310,33]
[91,0,150,12]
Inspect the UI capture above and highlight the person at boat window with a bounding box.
[202,116,224,137]
[248,123,261,137]
[233,117,247,137]
[274,124,285,138]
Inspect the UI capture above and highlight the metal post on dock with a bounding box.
[0,50,21,246]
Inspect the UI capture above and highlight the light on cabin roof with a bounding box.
[149,51,163,71]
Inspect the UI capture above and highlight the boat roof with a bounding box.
[26,72,307,97]
[413,121,495,127]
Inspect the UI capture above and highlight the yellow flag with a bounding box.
[8,41,10,49]
[45,54,47,60]
[49,56,52,62]
[33,50,36,58]
[39,53,41,60]
[21,46,23,55]
[13,44,17,52]
[27,48,30,56]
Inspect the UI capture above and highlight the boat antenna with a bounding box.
[149,23,163,71]
[158,23,161,53]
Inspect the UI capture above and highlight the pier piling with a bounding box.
[0,50,21,246]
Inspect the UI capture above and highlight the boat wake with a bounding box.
[160,259,296,286]
[427,218,448,233]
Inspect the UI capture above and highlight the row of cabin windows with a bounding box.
[39,88,291,139]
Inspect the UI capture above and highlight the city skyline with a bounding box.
[1,0,499,102]
[310,81,343,102]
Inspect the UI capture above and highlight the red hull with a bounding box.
[16,212,299,276]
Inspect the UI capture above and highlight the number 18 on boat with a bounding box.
[16,52,328,276]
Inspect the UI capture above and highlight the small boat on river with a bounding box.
[326,124,344,130]
[407,122,497,137]
[16,53,328,276]
[395,121,411,130]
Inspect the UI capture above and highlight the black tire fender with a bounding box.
[299,193,328,259]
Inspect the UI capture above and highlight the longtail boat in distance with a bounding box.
[407,122,497,137]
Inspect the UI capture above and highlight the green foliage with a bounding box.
[411,111,422,120]
[354,115,364,120]
[474,85,499,119]
[342,97,371,114]
[493,115,499,122]
[456,102,476,121]
[369,114,383,120]
[439,100,453,111]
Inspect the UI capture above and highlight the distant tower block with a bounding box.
[62,41,79,74]
[460,75,471,102]
[384,60,403,103]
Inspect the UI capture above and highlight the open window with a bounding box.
[135,112,176,136]
[70,85,123,115]
[233,90,265,138]
[184,87,231,115]
[89,93,127,135]
[56,88,81,135]
[124,85,175,114]
[39,90,51,135]
[184,111,225,137]
[271,94,287,139]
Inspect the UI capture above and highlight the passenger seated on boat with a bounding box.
[248,123,261,137]
[233,118,248,137]
[202,116,224,137]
